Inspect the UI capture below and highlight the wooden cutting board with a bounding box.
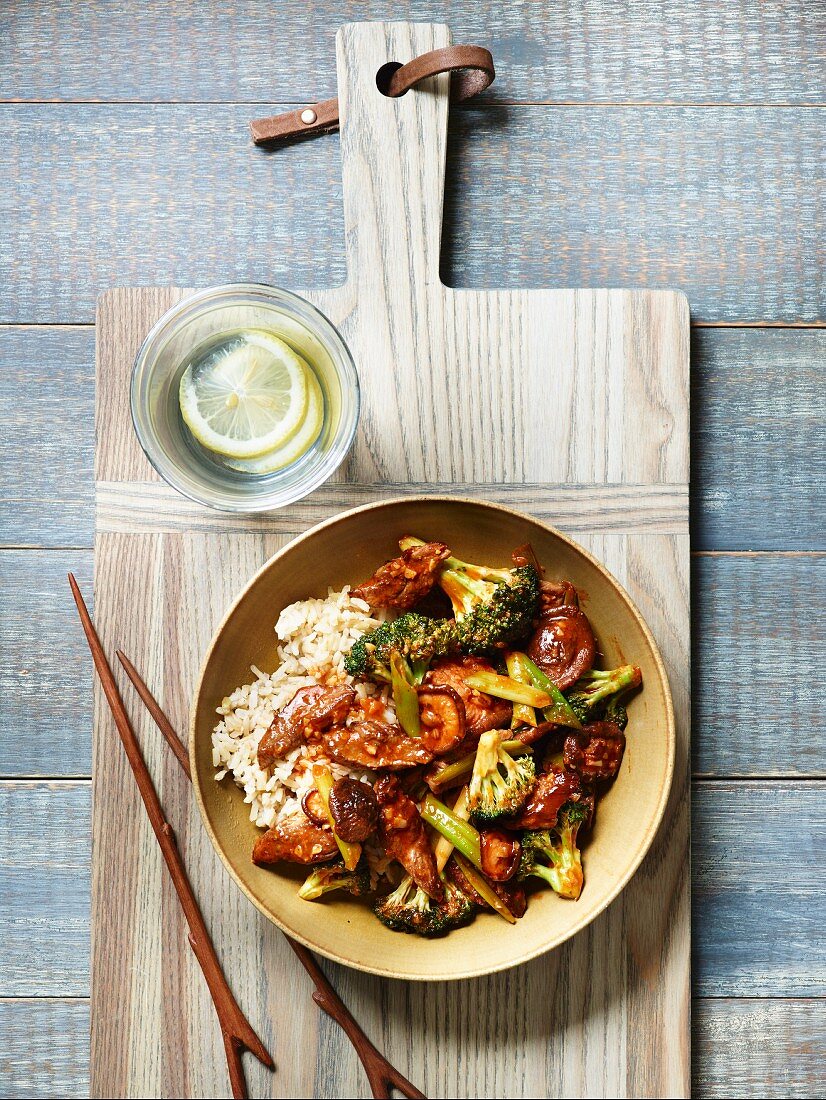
[91,20,690,1099]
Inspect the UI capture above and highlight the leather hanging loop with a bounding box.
[250,44,495,146]
[385,45,495,102]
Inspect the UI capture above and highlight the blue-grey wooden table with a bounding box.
[0,3,823,1097]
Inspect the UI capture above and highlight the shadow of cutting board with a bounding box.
[91,21,690,1099]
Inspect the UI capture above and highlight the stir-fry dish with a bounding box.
[212,537,642,937]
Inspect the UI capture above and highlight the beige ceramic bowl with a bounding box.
[190,497,675,981]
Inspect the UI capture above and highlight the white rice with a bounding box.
[211,586,390,838]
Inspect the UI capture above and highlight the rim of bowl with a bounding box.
[130,283,360,513]
[189,495,677,980]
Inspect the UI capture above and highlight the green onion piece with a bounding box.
[518,653,583,729]
[420,793,482,868]
[390,650,420,737]
[409,658,429,685]
[453,853,517,925]
[506,651,538,728]
[433,787,470,873]
[428,740,533,791]
[464,670,551,708]
[313,765,361,871]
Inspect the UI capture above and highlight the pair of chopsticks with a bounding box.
[69,574,425,1100]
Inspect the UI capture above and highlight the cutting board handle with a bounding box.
[336,22,452,297]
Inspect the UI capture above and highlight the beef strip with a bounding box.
[320,720,433,770]
[374,775,443,901]
[252,812,338,866]
[352,541,451,610]
[510,765,585,830]
[563,721,626,781]
[257,684,356,768]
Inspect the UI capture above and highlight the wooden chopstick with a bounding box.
[68,574,274,1100]
[117,649,191,778]
[115,646,427,1100]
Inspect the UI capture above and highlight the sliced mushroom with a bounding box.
[479,828,522,882]
[526,606,596,689]
[328,777,379,842]
[425,656,512,740]
[301,788,329,827]
[416,684,467,755]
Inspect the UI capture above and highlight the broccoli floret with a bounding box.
[566,665,642,726]
[468,730,536,826]
[400,537,540,655]
[605,692,629,731]
[344,612,455,682]
[518,802,589,900]
[373,873,474,936]
[298,858,371,901]
[439,558,540,655]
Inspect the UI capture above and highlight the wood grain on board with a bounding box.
[4,996,826,1100]
[4,0,824,105]
[3,103,824,324]
[87,22,690,1098]
[3,326,824,552]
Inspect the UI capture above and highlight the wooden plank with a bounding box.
[1,997,822,1100]
[0,999,90,1100]
[691,328,826,552]
[2,549,818,779]
[693,999,826,1099]
[1,780,821,1000]
[1,104,824,324]
[692,553,825,777]
[693,782,826,997]
[0,782,91,997]
[3,1,824,104]
[0,327,94,549]
[3,327,823,552]
[0,552,93,777]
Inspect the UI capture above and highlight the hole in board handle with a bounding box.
[375,62,405,97]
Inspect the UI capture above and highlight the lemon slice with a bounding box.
[223,369,324,475]
[179,331,309,459]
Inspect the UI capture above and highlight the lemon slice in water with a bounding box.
[179,331,309,459]
[223,369,325,475]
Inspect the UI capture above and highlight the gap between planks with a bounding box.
[3,320,826,332]
[3,98,826,109]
